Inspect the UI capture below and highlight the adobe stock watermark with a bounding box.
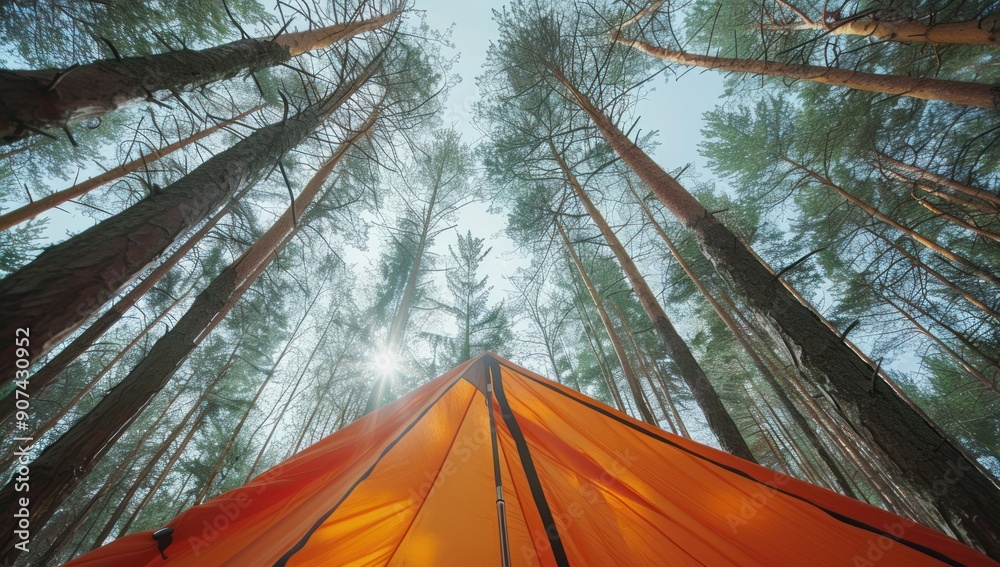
[187,473,274,556]
[520,447,639,563]
[852,456,972,567]
[11,327,33,554]
[725,470,792,534]
[387,426,492,524]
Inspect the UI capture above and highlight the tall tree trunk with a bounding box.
[92,407,207,547]
[34,370,193,566]
[746,403,790,472]
[613,35,1000,108]
[876,152,1000,209]
[0,180,250,423]
[0,66,373,379]
[366,172,441,413]
[616,304,678,434]
[560,76,1000,555]
[575,298,628,413]
[0,110,376,563]
[767,6,1000,47]
[866,227,1000,324]
[0,105,263,230]
[628,179,855,493]
[646,353,691,438]
[6,285,191,455]
[720,282,932,515]
[192,283,327,505]
[556,219,657,424]
[0,10,397,144]
[787,158,1000,287]
[555,150,755,460]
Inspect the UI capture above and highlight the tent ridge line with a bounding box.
[510,369,967,567]
[488,356,572,567]
[271,371,468,567]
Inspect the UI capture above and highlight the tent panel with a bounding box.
[61,354,996,567]
[62,359,477,567]
[389,388,538,566]
[498,363,988,567]
[285,379,480,566]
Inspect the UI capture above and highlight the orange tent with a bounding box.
[65,353,996,566]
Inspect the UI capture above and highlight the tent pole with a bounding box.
[486,360,512,567]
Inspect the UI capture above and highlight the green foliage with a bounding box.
[439,231,513,364]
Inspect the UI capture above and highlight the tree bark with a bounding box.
[0,180,250,423]
[561,76,1000,555]
[0,11,397,144]
[556,219,657,424]
[192,284,326,505]
[0,105,263,230]
[770,7,1000,47]
[555,149,755,460]
[876,152,1000,208]
[613,35,1000,108]
[0,108,375,563]
[0,67,372,382]
[628,179,855,492]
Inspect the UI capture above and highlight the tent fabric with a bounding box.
[63,353,996,567]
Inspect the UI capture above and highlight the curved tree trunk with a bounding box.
[0,109,376,563]
[560,74,1000,555]
[0,105,263,230]
[0,11,397,144]
[0,66,373,382]
[613,35,1000,108]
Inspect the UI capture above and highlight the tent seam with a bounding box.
[383,382,480,564]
